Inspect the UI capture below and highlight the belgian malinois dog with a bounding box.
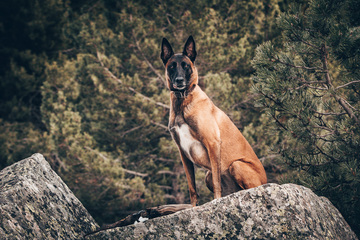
[161,36,267,206]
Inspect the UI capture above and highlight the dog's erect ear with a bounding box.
[183,36,196,63]
[161,38,174,66]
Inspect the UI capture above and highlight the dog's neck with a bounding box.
[171,85,196,99]
[172,90,188,98]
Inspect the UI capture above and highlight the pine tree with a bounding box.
[1,0,287,225]
[0,0,71,123]
[40,0,285,224]
[252,0,360,235]
[0,0,73,167]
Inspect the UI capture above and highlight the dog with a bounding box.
[161,36,267,206]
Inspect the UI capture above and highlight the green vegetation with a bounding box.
[0,0,358,235]
[252,0,360,235]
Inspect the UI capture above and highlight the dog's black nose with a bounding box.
[175,77,184,84]
[174,77,185,90]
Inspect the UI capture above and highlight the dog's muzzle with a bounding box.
[173,77,186,90]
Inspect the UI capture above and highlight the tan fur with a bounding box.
[162,37,267,206]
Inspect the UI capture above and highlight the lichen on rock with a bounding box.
[86,183,358,240]
[0,153,98,239]
[0,154,357,240]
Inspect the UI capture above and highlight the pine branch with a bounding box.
[96,47,105,67]
[122,168,149,178]
[296,78,327,85]
[314,111,347,116]
[132,30,167,86]
[272,58,321,71]
[268,111,288,131]
[150,120,168,130]
[295,77,328,90]
[149,155,176,162]
[258,154,281,162]
[320,43,360,126]
[84,146,149,178]
[335,96,360,124]
[157,170,177,175]
[335,80,360,90]
[293,32,321,50]
[341,98,357,111]
[312,123,334,132]
[315,144,340,162]
[121,125,143,137]
[303,85,328,91]
[316,132,336,139]
[96,51,170,110]
[127,85,170,109]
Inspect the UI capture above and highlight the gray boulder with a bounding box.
[0,153,98,239]
[0,153,357,239]
[86,183,358,240]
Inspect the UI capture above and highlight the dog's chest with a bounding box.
[170,121,209,168]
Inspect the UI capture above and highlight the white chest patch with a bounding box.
[177,124,196,157]
[173,124,208,166]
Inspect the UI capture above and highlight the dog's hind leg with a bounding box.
[228,160,265,190]
[205,170,241,196]
[205,170,214,193]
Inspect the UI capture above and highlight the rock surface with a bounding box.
[0,153,98,239]
[86,183,358,240]
[0,153,357,239]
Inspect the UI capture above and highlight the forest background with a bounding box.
[0,0,359,236]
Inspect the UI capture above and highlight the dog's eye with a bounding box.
[169,62,176,69]
[181,62,189,69]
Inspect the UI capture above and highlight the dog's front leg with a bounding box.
[197,115,222,199]
[207,142,222,199]
[179,151,198,206]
